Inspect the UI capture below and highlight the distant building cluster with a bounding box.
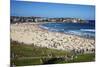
[11,16,85,23]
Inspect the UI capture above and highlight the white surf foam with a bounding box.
[80,29,95,32]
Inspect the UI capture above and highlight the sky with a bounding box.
[10,0,95,20]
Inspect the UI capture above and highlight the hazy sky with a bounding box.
[11,0,95,20]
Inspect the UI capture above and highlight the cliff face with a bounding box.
[10,16,86,23]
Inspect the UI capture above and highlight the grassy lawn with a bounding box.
[11,41,68,57]
[11,58,42,66]
[11,41,95,66]
[74,53,95,62]
[67,53,95,63]
[11,41,68,66]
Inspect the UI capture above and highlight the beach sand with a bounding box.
[11,22,95,53]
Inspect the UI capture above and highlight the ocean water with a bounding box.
[40,21,95,39]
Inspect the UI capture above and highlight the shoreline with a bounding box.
[38,22,95,40]
[39,25,95,40]
[11,22,95,53]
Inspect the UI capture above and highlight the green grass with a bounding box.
[11,41,95,66]
[11,41,68,66]
[11,41,68,57]
[74,53,95,62]
[11,58,42,66]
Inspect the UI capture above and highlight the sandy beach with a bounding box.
[11,23,95,53]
